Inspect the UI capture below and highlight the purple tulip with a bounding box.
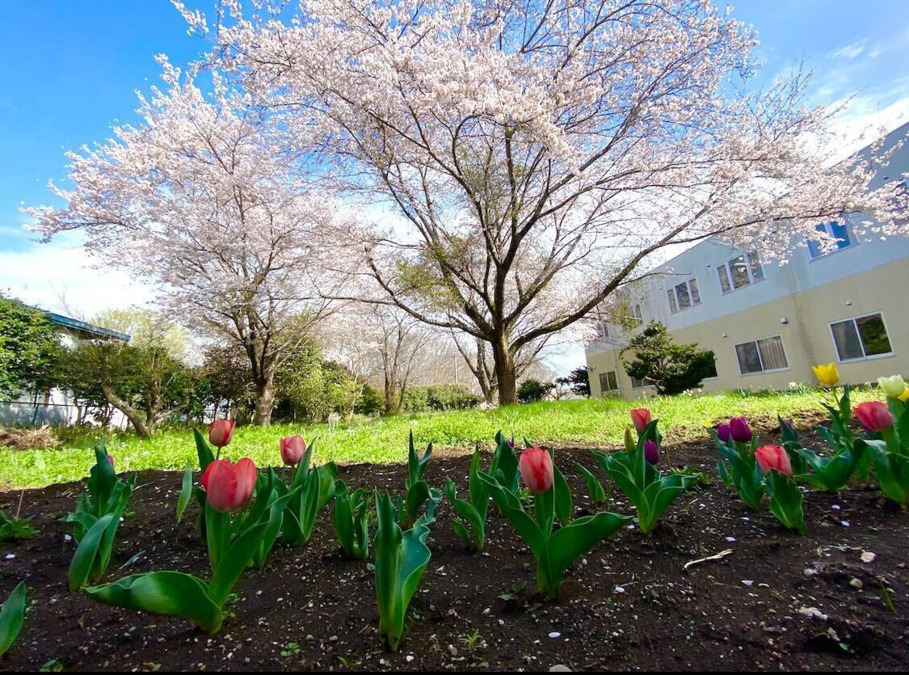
[730,417,752,444]
[716,424,732,443]
[644,440,659,464]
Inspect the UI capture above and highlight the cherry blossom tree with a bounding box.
[27,59,353,425]
[178,0,906,404]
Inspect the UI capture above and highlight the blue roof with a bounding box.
[44,312,130,341]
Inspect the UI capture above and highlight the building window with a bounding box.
[808,221,853,259]
[734,335,788,375]
[830,313,892,361]
[630,375,647,389]
[704,356,719,379]
[717,252,764,293]
[667,278,700,313]
[599,371,619,393]
[633,303,644,323]
[599,322,610,339]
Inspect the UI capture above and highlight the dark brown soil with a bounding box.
[1,425,907,672]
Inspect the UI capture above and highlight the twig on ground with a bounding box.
[683,548,733,571]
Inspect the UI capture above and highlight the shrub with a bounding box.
[623,321,717,395]
[517,378,553,404]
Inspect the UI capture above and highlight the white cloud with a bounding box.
[0,235,154,320]
[828,39,867,61]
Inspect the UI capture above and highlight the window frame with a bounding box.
[733,334,790,376]
[828,312,894,363]
[807,220,856,261]
[599,370,620,393]
[667,278,701,313]
[717,251,765,293]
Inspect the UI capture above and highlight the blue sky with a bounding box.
[0,0,907,368]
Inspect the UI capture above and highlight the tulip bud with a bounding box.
[755,445,792,477]
[729,417,752,444]
[630,408,652,434]
[644,440,659,464]
[106,455,115,471]
[280,435,307,466]
[208,419,236,449]
[201,458,258,513]
[518,448,554,494]
[716,423,732,443]
[812,363,840,387]
[854,401,894,433]
[878,375,908,400]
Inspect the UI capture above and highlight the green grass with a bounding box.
[0,389,876,490]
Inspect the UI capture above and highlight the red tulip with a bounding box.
[755,445,792,477]
[201,458,258,513]
[644,440,659,464]
[280,435,307,466]
[854,401,894,433]
[630,408,652,434]
[208,419,236,448]
[519,448,554,494]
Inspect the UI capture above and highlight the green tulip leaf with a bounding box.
[85,571,222,634]
[176,464,194,524]
[0,582,27,657]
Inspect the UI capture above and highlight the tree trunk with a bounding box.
[492,339,518,406]
[253,373,276,426]
[384,373,400,415]
[101,382,151,438]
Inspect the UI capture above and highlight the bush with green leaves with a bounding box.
[623,321,717,395]
[517,378,553,404]
[0,509,39,543]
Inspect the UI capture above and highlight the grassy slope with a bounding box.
[0,389,875,490]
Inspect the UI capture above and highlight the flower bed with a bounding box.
[1,427,907,671]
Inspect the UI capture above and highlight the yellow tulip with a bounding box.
[900,387,909,403]
[812,362,840,387]
[878,374,908,399]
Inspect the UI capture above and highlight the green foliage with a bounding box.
[354,384,384,416]
[764,470,806,534]
[331,481,371,559]
[480,450,630,598]
[0,582,26,658]
[711,431,766,510]
[279,440,338,546]
[623,321,717,395]
[66,446,135,590]
[444,447,491,551]
[565,367,591,397]
[0,511,39,542]
[374,491,434,652]
[517,378,553,404]
[274,342,364,423]
[401,385,481,413]
[399,432,440,528]
[783,415,865,492]
[0,295,64,401]
[595,419,697,535]
[85,470,298,634]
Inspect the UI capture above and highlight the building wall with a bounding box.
[588,255,909,398]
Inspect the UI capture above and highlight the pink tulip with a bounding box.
[208,419,236,448]
[630,408,652,434]
[755,445,792,477]
[201,458,258,513]
[854,401,894,433]
[106,455,115,471]
[280,435,307,466]
[644,440,659,464]
[518,448,554,494]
